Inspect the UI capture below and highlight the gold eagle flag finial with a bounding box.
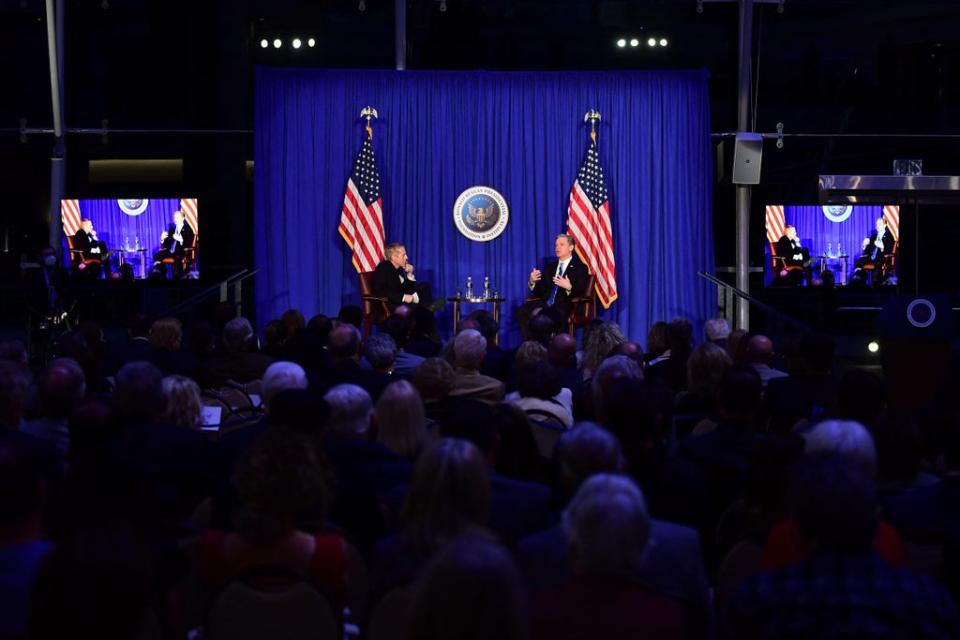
[360,106,379,139]
[583,109,602,144]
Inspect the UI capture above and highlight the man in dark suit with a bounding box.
[519,234,590,335]
[775,225,809,285]
[854,217,896,280]
[152,210,195,277]
[73,219,111,276]
[372,242,433,311]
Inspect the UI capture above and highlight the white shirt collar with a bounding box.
[558,257,572,270]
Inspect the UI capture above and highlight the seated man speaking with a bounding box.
[372,242,433,311]
[519,233,589,334]
[73,218,112,275]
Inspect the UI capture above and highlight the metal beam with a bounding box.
[734,0,754,330]
[395,0,406,70]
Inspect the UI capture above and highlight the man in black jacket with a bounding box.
[152,210,195,277]
[519,234,590,335]
[372,242,433,311]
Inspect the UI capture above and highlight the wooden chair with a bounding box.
[160,232,198,276]
[769,242,803,280]
[524,273,598,336]
[66,234,103,270]
[359,270,390,338]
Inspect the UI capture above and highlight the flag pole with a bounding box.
[583,109,601,144]
[360,106,378,139]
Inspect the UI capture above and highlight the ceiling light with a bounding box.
[308,38,316,48]
[292,38,302,49]
[629,38,639,47]
[867,341,880,354]
[659,38,668,47]
[616,38,626,48]
[273,39,282,49]
[259,39,269,49]
[647,37,657,47]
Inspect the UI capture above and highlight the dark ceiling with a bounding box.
[1,0,958,266]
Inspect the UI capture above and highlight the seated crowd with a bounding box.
[2,305,960,640]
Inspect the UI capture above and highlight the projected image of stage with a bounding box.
[61,198,199,280]
[765,204,900,289]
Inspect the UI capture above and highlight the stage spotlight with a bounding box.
[616,38,626,48]
[647,37,657,47]
[272,38,282,49]
[259,39,269,49]
[308,38,316,48]
[629,38,639,47]
[659,38,668,47]
[292,38,302,49]
[867,341,880,354]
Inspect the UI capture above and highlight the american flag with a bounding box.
[765,205,786,244]
[338,134,385,273]
[883,205,900,242]
[180,198,199,234]
[566,137,617,309]
[61,199,82,236]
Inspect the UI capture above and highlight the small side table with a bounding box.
[817,254,848,286]
[448,296,506,344]
[118,248,148,279]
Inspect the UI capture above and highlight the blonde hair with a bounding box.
[149,317,182,352]
[160,375,202,429]
[376,380,428,459]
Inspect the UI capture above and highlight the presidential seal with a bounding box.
[453,186,509,242]
[822,205,853,223]
[118,199,149,216]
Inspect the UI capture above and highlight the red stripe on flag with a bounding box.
[765,205,785,244]
[883,205,900,242]
[567,180,617,308]
[180,198,199,234]
[61,199,82,236]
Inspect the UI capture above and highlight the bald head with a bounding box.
[745,334,775,365]
[328,324,361,361]
[548,334,577,368]
[609,341,644,369]
[39,358,86,419]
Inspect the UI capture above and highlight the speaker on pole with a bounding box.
[732,132,763,185]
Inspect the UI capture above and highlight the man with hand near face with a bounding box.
[372,242,434,311]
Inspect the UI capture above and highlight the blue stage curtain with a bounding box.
[764,205,891,285]
[254,68,714,343]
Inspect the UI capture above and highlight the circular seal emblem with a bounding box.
[118,199,149,216]
[453,186,509,242]
[906,298,936,329]
[822,204,853,223]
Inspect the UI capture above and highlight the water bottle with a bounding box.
[465,276,473,298]
[826,242,832,258]
[483,276,490,300]
[134,235,141,250]
[837,241,842,257]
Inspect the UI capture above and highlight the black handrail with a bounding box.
[697,271,813,333]
[166,268,260,316]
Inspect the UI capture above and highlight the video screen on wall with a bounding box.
[60,198,199,280]
[764,204,900,288]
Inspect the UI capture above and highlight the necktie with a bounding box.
[548,262,566,305]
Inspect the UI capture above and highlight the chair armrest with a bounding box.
[524,295,544,304]
[360,294,389,303]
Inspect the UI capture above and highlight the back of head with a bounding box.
[686,342,733,398]
[744,334,776,365]
[328,324,361,361]
[548,333,577,368]
[666,318,694,356]
[38,358,86,420]
[114,361,164,422]
[704,317,731,344]
[590,355,644,424]
[407,536,526,640]
[261,361,308,408]
[474,313,500,342]
[583,321,627,374]
[323,383,373,437]
[375,380,427,458]
[528,313,558,346]
[789,452,877,552]
[337,305,363,331]
[515,361,561,400]
[280,308,306,335]
[235,428,330,546]
[515,341,548,366]
[563,473,650,580]
[717,364,763,420]
[222,317,255,353]
[148,317,182,352]
[413,357,455,402]
[608,341,645,369]
[306,314,334,347]
[383,313,411,348]
[804,419,877,478]
[646,321,668,359]
[402,438,491,555]
[556,423,623,492]
[159,375,202,429]
[363,333,398,371]
[453,329,487,370]
[263,319,288,347]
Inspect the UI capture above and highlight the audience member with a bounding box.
[383,313,425,377]
[581,321,626,381]
[646,317,693,393]
[704,317,731,349]
[202,316,274,387]
[743,334,788,388]
[763,332,837,433]
[159,374,202,430]
[363,333,398,374]
[23,358,85,459]
[506,361,573,428]
[314,324,391,400]
[676,342,732,419]
[375,380,428,459]
[146,317,198,378]
[449,329,504,406]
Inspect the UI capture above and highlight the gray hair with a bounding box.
[324,383,373,436]
[261,361,308,407]
[364,333,398,371]
[556,423,623,488]
[555,233,576,248]
[223,317,255,352]
[563,473,650,580]
[704,317,731,342]
[804,419,877,478]
[453,329,487,370]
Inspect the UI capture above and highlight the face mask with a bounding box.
[44,255,57,267]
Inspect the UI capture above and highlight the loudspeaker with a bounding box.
[732,132,763,185]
